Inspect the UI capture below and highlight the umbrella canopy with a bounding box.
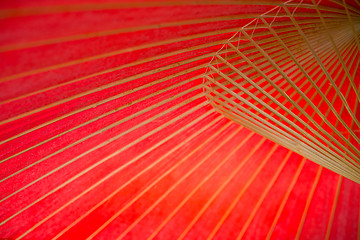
[0,0,359,239]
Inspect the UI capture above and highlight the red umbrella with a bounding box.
[0,0,359,239]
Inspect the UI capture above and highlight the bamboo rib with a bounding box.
[265,157,307,240]
[50,117,233,239]
[295,166,323,239]
[87,127,254,240]
[176,139,274,240]
[324,176,343,240]
[235,150,292,240]
[204,0,360,183]
[0,16,350,86]
[17,113,226,240]
[0,90,207,204]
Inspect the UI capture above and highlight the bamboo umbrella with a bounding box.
[0,0,359,239]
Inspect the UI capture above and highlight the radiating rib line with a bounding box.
[177,142,278,240]
[1,1,350,20]
[0,97,209,227]
[0,49,216,126]
[328,37,359,134]
[265,157,307,240]
[207,75,300,143]
[260,13,360,122]
[49,116,232,240]
[279,32,358,140]
[0,73,204,163]
[4,25,318,163]
[0,89,206,202]
[218,104,359,182]
[0,25,247,84]
[0,85,204,182]
[301,34,360,145]
[129,135,264,240]
[0,38,229,106]
[17,108,224,239]
[224,29,360,163]
[211,97,360,182]
[0,32,295,130]
[202,143,278,240]
[325,176,343,240]
[3,37,295,161]
[217,28,353,125]
[294,166,323,239]
[207,21,347,102]
[342,0,360,54]
[328,0,360,14]
[86,125,253,240]
[235,150,293,240]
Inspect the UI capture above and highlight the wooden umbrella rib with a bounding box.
[177,139,274,240]
[87,126,253,240]
[235,150,293,240]
[265,157,307,240]
[0,95,210,227]
[17,112,225,240]
[0,90,207,200]
[324,176,343,240]
[294,166,323,239]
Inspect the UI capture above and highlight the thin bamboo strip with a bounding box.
[324,176,343,240]
[176,139,275,240]
[0,89,206,185]
[17,110,226,240]
[265,157,307,240]
[50,116,233,240]
[294,166,323,239]
[86,126,254,240]
[235,150,293,240]
[0,95,209,226]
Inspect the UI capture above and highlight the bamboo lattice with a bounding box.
[204,0,360,183]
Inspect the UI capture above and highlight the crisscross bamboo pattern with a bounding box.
[204,0,360,183]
